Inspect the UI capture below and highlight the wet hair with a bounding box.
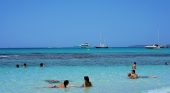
[84,76,90,82]
[16,64,19,68]
[40,63,44,67]
[132,70,135,73]
[23,63,26,67]
[128,73,131,77]
[64,80,69,88]
[134,62,136,64]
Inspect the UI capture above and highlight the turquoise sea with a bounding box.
[0,47,170,93]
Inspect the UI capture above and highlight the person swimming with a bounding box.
[40,63,44,67]
[165,62,168,65]
[128,70,138,79]
[37,80,71,88]
[23,63,26,68]
[16,64,19,68]
[127,73,156,78]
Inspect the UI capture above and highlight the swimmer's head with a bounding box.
[16,64,19,68]
[23,63,26,67]
[64,80,69,88]
[165,62,168,65]
[128,73,131,77]
[84,76,90,82]
[40,63,44,67]
[131,70,135,74]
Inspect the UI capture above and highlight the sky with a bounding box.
[0,0,170,48]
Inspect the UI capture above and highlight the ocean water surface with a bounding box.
[0,48,170,93]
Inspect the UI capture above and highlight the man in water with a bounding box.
[128,70,138,79]
[132,62,136,69]
[127,72,156,78]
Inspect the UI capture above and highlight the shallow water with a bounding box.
[0,48,170,93]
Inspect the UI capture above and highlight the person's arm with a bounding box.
[130,74,136,79]
[83,82,86,88]
[68,84,75,87]
[35,85,59,88]
[151,76,157,78]
[130,74,133,78]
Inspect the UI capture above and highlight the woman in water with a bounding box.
[82,76,92,88]
[36,80,71,88]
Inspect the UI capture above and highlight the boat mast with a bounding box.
[100,32,102,46]
[158,29,159,45]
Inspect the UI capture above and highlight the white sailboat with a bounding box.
[145,44,160,49]
[95,32,108,48]
[145,29,160,49]
[145,29,167,49]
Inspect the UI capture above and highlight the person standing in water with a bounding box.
[132,62,136,69]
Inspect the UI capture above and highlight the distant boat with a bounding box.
[145,44,168,49]
[74,42,91,48]
[95,44,108,48]
[160,45,168,48]
[145,29,168,49]
[95,32,108,48]
[145,44,160,49]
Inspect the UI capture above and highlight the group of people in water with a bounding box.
[15,63,92,88]
[16,63,44,68]
[15,61,169,89]
[36,76,92,88]
[127,62,157,79]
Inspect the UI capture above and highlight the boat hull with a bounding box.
[74,46,91,48]
[95,46,108,48]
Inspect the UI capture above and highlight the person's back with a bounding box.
[83,76,92,87]
[131,73,138,79]
[130,70,138,79]
[84,81,92,87]
[57,83,65,88]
